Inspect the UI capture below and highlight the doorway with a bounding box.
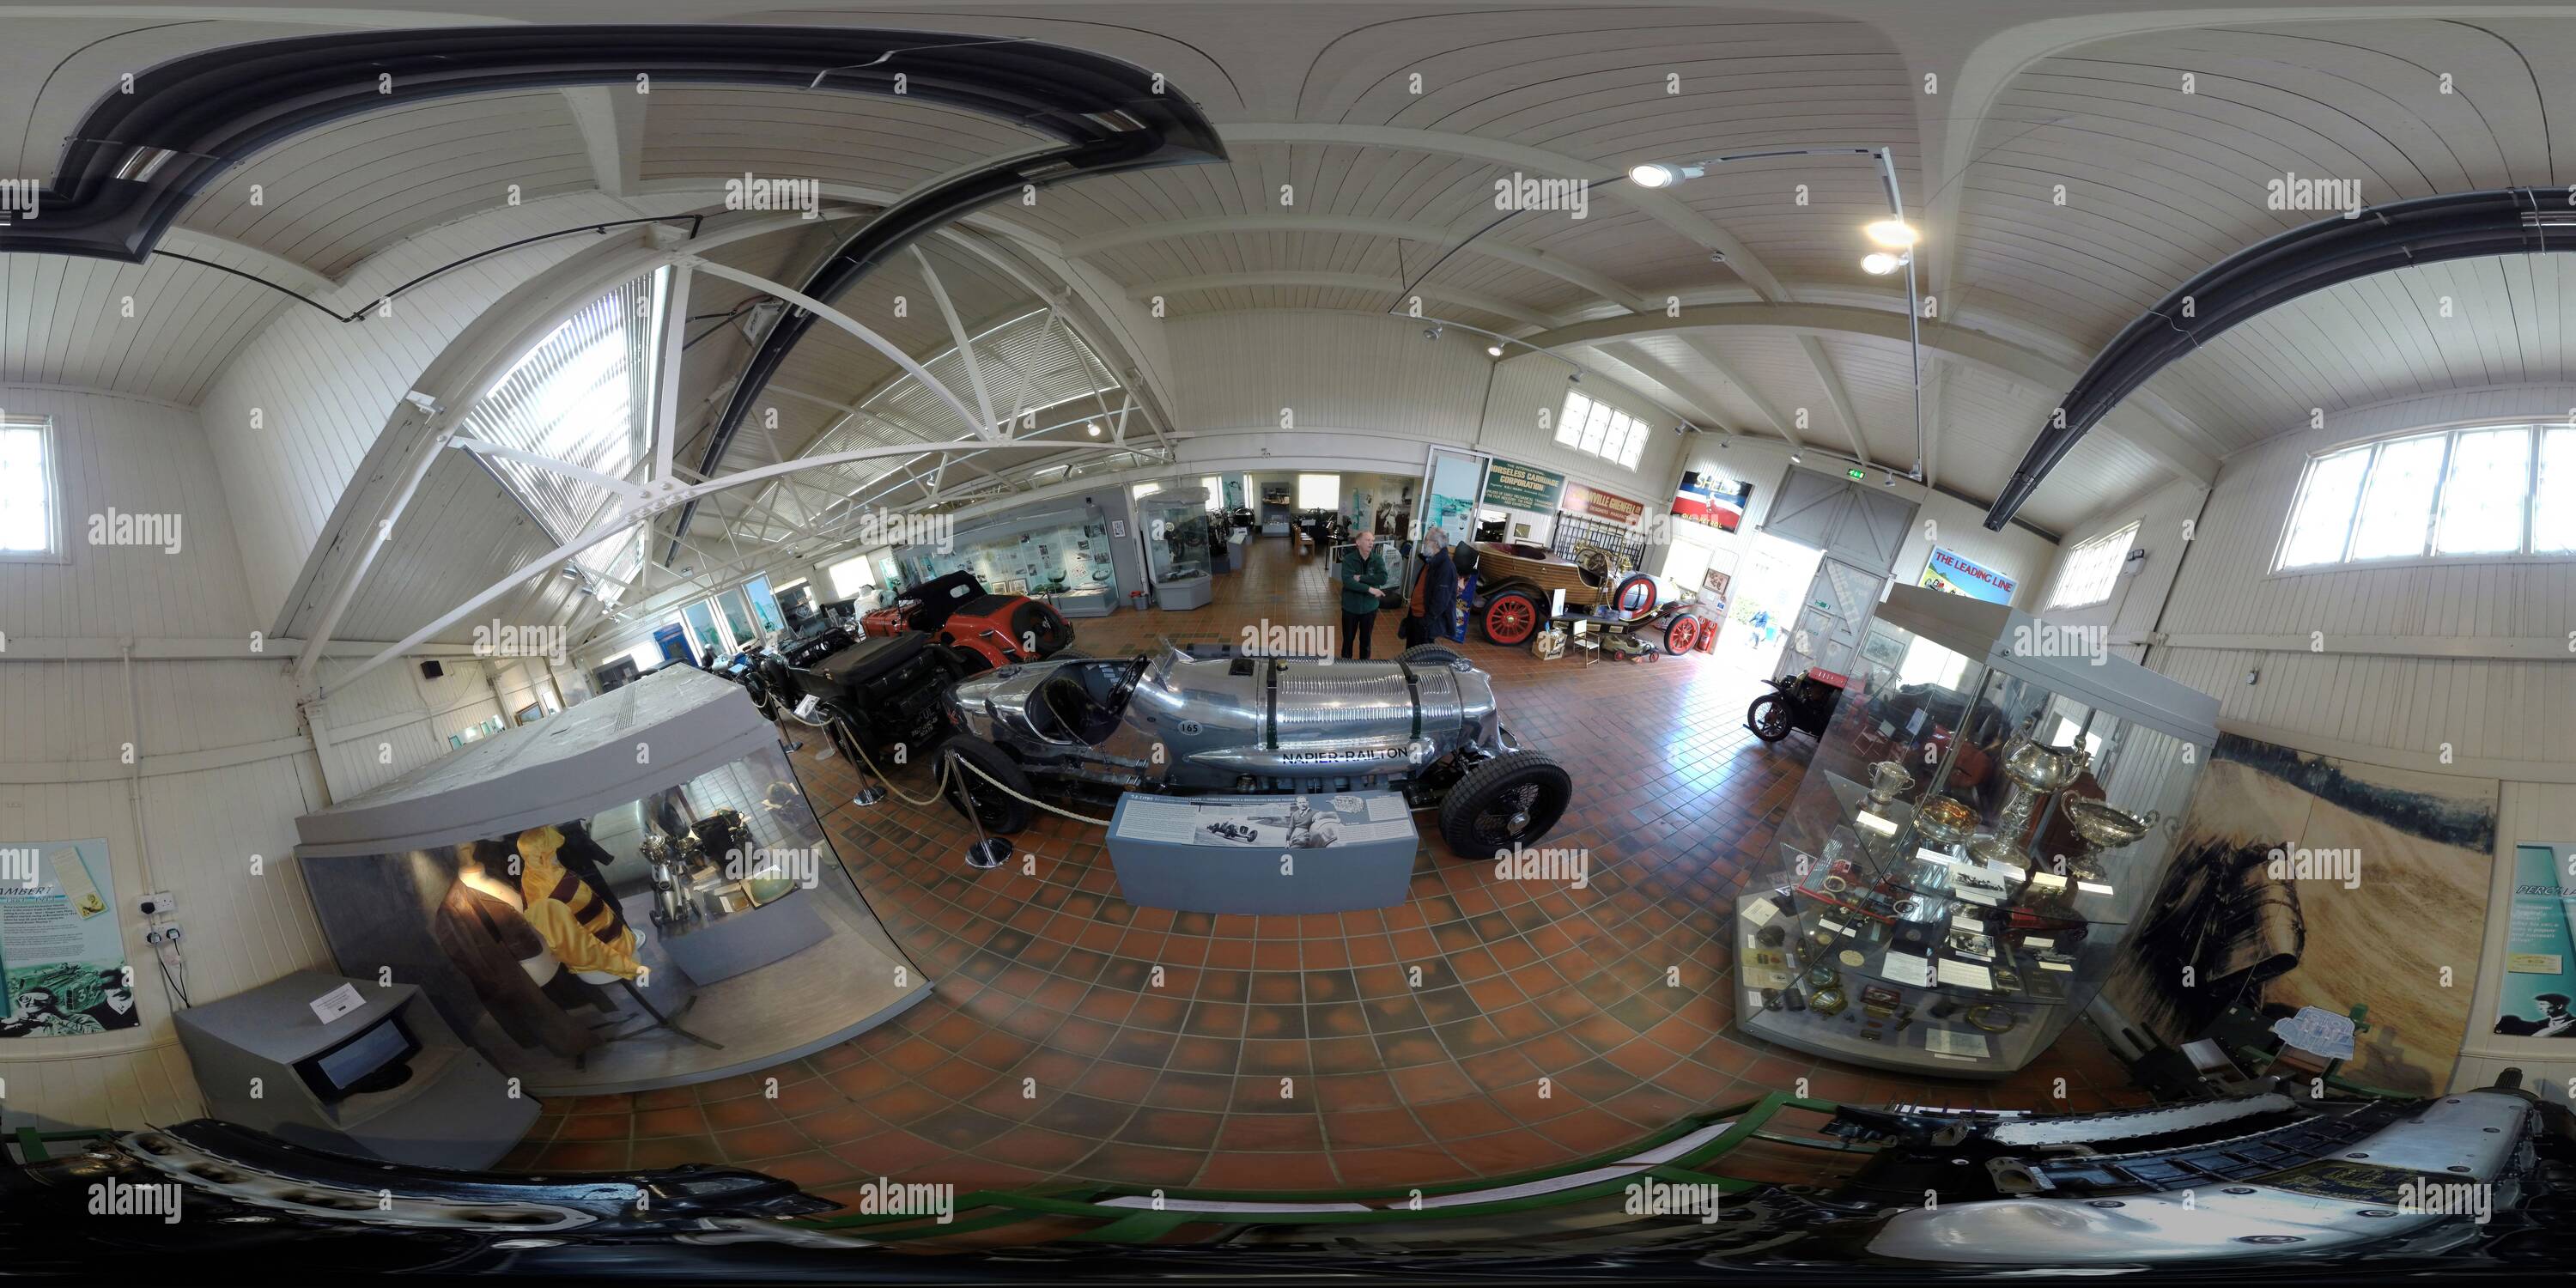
[1722,532,1822,682]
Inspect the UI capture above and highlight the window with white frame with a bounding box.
[2048,521,2139,610]
[2279,423,2576,568]
[0,417,63,560]
[1554,390,1649,470]
[1295,472,1340,510]
[827,556,877,602]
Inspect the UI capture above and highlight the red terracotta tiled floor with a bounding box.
[503,536,2147,1206]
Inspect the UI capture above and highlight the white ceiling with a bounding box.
[8,1,2576,554]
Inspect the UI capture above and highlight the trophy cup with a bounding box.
[1864,761,1914,811]
[1967,736,2090,870]
[2057,798,2159,883]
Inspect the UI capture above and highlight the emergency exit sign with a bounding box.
[1845,467,1866,481]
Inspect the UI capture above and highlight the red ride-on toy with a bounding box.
[860,570,1077,674]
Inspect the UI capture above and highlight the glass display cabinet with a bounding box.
[1732,585,2220,1077]
[898,503,1122,617]
[1141,485,1214,610]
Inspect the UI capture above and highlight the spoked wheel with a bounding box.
[1481,591,1540,646]
[1662,615,1704,655]
[1437,751,1572,859]
[940,734,1034,834]
[1747,693,1793,743]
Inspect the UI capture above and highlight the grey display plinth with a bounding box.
[1105,793,1416,914]
[647,888,830,985]
[174,969,536,1170]
[1154,573,1213,610]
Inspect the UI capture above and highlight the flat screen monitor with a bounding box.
[295,1012,422,1103]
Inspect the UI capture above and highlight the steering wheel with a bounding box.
[1106,657,1149,714]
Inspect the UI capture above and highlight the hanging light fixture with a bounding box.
[1863,218,1918,249]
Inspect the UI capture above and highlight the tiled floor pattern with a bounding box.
[506,537,2148,1206]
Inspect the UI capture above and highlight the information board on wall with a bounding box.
[1563,483,1647,526]
[1482,458,1566,512]
[2495,842,2576,1037]
[1920,546,2017,605]
[1,838,138,1038]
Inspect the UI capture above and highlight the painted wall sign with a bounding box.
[1481,459,1566,513]
[1920,546,2017,605]
[1563,483,1647,526]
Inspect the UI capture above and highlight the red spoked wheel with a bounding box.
[1662,615,1703,655]
[1482,590,1540,646]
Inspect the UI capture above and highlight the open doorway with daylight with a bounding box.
[1721,532,1823,683]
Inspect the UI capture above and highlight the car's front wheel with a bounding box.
[1747,693,1793,743]
[1480,590,1540,646]
[1437,751,1571,859]
[940,734,1035,834]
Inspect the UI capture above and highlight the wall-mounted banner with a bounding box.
[1481,458,1565,513]
[1674,470,1752,531]
[1,839,137,1038]
[1563,483,1647,526]
[1921,546,2017,605]
[2495,842,2576,1037]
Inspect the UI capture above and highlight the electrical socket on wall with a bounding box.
[137,890,177,917]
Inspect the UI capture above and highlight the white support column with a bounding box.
[683,256,989,440]
[653,264,692,484]
[911,246,997,434]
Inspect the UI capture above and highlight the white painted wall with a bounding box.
[2043,385,2576,1096]
[0,386,332,1130]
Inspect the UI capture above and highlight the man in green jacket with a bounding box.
[1338,531,1397,659]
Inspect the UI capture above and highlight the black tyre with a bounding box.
[1747,693,1793,743]
[1662,615,1705,656]
[940,734,1035,835]
[1437,751,1572,859]
[1399,642,1468,669]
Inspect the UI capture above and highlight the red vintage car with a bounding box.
[860,570,1078,673]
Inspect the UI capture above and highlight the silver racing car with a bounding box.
[937,641,1571,859]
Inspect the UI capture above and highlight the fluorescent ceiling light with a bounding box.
[1863,219,1918,249]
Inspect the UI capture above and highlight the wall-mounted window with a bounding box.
[827,556,877,602]
[1295,472,1339,510]
[1554,390,1649,471]
[2047,521,2139,610]
[2278,423,2576,569]
[0,417,64,562]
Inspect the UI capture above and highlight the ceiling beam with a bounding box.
[1065,213,1655,313]
[1795,336,1874,468]
[560,85,645,199]
[1520,303,2215,487]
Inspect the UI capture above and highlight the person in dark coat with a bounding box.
[1338,532,1396,659]
[1406,529,1461,647]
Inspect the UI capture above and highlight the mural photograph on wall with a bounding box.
[0,839,137,1038]
[2102,734,2496,1093]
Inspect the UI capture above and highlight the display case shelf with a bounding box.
[1731,585,2218,1078]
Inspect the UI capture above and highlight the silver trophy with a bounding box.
[2057,798,2159,883]
[1968,735,2090,870]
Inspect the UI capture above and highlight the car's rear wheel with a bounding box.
[1437,751,1571,859]
[940,734,1034,835]
[1662,615,1703,655]
[1481,590,1540,646]
[1399,642,1468,668]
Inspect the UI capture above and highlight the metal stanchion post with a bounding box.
[949,748,1011,870]
[846,720,888,806]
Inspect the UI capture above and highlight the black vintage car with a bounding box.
[778,631,959,769]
